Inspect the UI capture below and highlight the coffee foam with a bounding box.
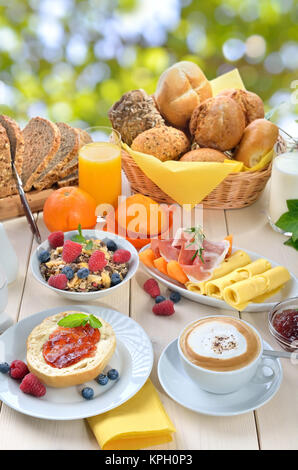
[187,321,247,359]
[180,317,261,372]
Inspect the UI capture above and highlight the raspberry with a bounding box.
[10,360,29,380]
[62,240,82,263]
[143,278,160,298]
[152,300,175,316]
[48,231,64,248]
[48,273,68,290]
[20,373,46,397]
[88,250,107,272]
[112,249,131,264]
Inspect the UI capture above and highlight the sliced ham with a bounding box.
[150,233,230,282]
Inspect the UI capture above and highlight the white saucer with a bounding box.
[0,305,153,420]
[158,339,283,416]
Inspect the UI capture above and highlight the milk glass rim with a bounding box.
[82,126,121,146]
[177,315,263,375]
[0,265,7,290]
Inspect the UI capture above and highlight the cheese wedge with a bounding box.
[223,266,290,311]
[206,259,271,299]
[186,250,251,295]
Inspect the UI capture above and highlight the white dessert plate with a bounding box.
[0,305,153,420]
[158,339,282,416]
[31,229,139,301]
[140,244,298,312]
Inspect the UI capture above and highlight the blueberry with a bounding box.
[62,265,74,280]
[38,250,50,263]
[169,291,181,303]
[155,295,166,304]
[96,373,109,385]
[77,268,89,279]
[81,387,94,400]
[0,362,10,374]
[107,369,119,381]
[103,238,117,252]
[111,272,122,286]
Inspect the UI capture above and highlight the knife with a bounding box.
[11,154,42,245]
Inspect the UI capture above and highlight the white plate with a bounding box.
[140,245,298,312]
[0,305,153,420]
[158,339,282,416]
[31,230,139,301]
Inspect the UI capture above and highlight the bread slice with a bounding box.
[26,311,116,388]
[0,123,17,198]
[0,115,24,177]
[59,128,92,179]
[57,171,78,188]
[33,123,80,191]
[22,117,61,192]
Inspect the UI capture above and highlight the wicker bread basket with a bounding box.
[121,135,286,209]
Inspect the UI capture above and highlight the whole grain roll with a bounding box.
[234,118,279,168]
[131,126,190,162]
[218,88,264,125]
[190,96,246,151]
[180,148,226,162]
[155,61,212,129]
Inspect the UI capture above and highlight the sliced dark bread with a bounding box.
[33,123,80,191]
[57,171,78,188]
[59,128,92,179]
[22,117,61,192]
[0,115,24,177]
[0,124,17,198]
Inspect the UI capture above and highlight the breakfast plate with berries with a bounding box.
[30,227,139,300]
[0,305,153,420]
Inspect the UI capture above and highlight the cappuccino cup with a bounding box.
[178,316,271,394]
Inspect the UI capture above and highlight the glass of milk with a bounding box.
[268,152,298,231]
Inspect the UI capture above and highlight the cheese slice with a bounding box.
[223,266,290,311]
[205,258,272,299]
[186,250,251,295]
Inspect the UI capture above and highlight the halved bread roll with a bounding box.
[26,311,116,388]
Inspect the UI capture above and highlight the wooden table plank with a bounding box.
[130,208,259,450]
[225,187,298,450]
[0,214,130,450]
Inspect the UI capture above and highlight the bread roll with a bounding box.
[190,96,246,151]
[131,126,190,162]
[26,312,116,387]
[180,148,226,162]
[155,61,212,129]
[234,118,279,168]
[218,89,264,125]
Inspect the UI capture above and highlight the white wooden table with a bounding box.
[0,185,297,450]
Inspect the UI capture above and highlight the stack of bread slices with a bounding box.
[0,115,92,198]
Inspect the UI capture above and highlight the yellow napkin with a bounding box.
[124,143,242,207]
[87,380,176,450]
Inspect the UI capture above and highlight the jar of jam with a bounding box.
[268,297,298,351]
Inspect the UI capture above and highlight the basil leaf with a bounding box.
[71,224,87,244]
[276,212,298,235]
[88,314,102,329]
[58,313,88,327]
[284,237,298,251]
[84,240,93,250]
[286,199,298,213]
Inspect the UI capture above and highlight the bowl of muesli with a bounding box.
[30,227,139,300]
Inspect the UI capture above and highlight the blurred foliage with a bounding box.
[0,0,297,129]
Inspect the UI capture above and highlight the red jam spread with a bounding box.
[273,309,298,342]
[43,324,100,369]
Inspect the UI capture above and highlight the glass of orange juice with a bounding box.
[78,126,121,208]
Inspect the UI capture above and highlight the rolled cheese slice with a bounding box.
[206,258,271,299]
[223,266,290,310]
[186,250,251,294]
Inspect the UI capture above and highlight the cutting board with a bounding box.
[0,189,55,221]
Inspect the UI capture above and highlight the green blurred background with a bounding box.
[0,0,297,135]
